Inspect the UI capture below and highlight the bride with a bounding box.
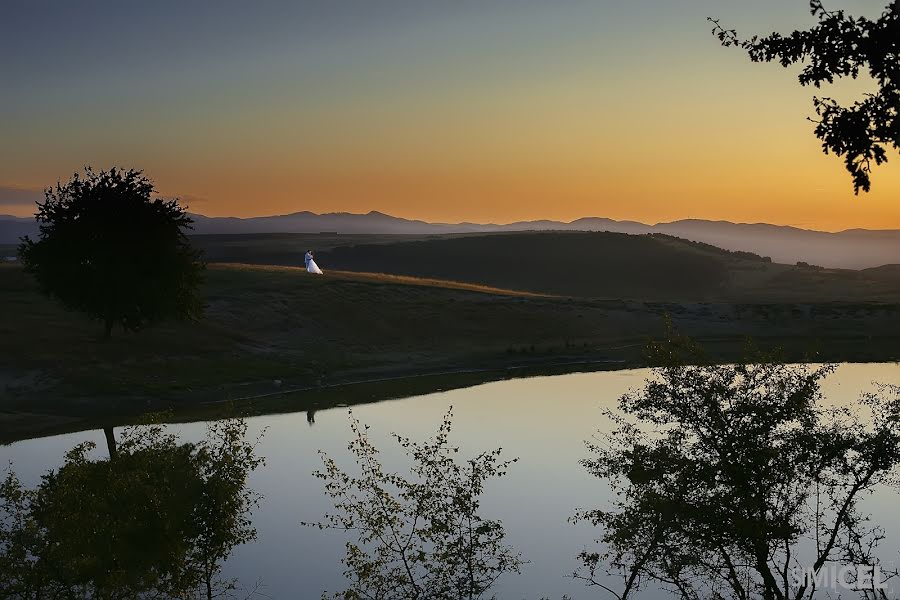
[304,250,323,275]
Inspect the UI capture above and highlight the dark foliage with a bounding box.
[711,1,900,193]
[0,419,263,599]
[18,167,204,336]
[306,408,523,600]
[651,234,772,263]
[574,333,900,600]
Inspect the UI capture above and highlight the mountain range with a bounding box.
[2,211,897,269]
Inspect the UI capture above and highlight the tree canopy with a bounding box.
[712,1,900,193]
[18,167,204,336]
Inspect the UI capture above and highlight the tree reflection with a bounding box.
[306,408,524,600]
[575,334,900,600]
[0,419,264,600]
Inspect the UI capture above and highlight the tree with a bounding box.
[711,1,900,193]
[573,334,900,600]
[0,418,264,599]
[306,408,524,600]
[18,167,205,337]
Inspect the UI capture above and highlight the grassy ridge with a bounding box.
[191,231,900,302]
[320,232,732,299]
[0,263,642,406]
[318,232,900,301]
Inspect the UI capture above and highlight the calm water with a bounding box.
[3,363,899,599]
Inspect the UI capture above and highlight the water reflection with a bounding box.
[574,340,900,600]
[0,419,263,600]
[1,364,899,599]
[305,408,524,600]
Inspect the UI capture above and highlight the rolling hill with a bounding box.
[2,210,898,268]
[319,232,735,300]
[187,212,899,269]
[316,231,900,302]
[191,230,900,302]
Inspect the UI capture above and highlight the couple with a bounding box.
[304,250,323,275]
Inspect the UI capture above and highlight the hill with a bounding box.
[308,232,900,302]
[3,210,898,268]
[188,212,900,269]
[320,232,736,300]
[651,220,900,271]
[2,261,899,442]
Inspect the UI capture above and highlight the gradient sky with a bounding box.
[2,0,899,230]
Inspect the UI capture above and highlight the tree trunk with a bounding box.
[104,426,117,459]
[103,316,114,338]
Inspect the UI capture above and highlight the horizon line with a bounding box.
[180,209,900,235]
[3,207,899,235]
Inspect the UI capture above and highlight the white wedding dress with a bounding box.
[305,252,323,275]
[307,258,323,275]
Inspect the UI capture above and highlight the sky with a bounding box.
[2,0,899,231]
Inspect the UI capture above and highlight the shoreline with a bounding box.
[4,345,899,447]
[0,355,635,446]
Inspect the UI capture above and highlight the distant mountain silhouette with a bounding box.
[2,211,897,269]
[0,215,39,250]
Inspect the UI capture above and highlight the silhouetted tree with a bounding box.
[574,334,900,600]
[306,408,524,600]
[711,1,900,193]
[18,167,205,337]
[0,419,264,599]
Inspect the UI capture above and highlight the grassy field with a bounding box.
[3,256,899,443]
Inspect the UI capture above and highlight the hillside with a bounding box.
[3,261,899,442]
[3,210,898,268]
[186,212,900,269]
[314,232,900,302]
[320,232,735,300]
[188,231,900,302]
[652,220,900,270]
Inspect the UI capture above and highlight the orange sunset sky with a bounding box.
[2,1,899,231]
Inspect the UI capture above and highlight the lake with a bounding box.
[3,363,899,599]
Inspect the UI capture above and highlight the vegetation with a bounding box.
[796,261,825,270]
[0,418,263,599]
[652,234,772,263]
[18,167,204,337]
[314,232,900,300]
[306,408,523,600]
[574,334,900,600]
[319,232,733,299]
[2,258,899,443]
[711,1,900,193]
